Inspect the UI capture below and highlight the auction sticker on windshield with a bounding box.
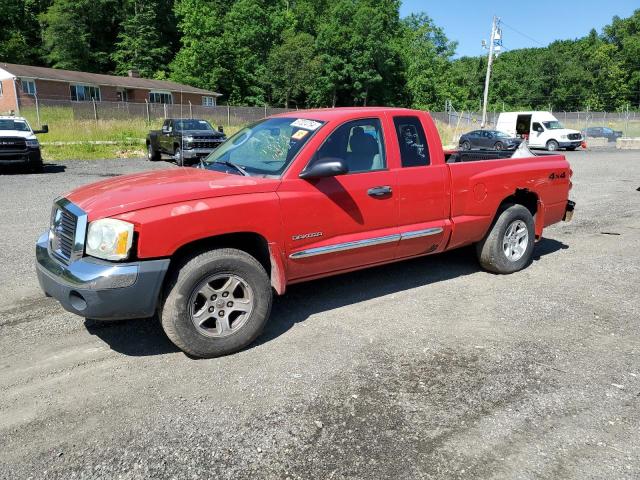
[290,119,323,131]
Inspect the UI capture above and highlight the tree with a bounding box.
[264,31,319,108]
[112,0,169,78]
[40,0,93,70]
[396,13,456,110]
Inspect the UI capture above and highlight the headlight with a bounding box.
[26,139,39,147]
[184,135,194,143]
[86,218,134,261]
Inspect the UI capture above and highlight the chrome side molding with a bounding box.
[289,227,444,259]
[289,234,400,259]
[400,227,443,240]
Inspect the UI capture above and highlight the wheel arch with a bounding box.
[167,232,286,295]
[495,188,543,239]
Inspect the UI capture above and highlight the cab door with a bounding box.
[390,114,450,259]
[278,117,399,282]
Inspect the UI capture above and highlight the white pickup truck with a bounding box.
[0,115,48,172]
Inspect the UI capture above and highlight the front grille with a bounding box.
[568,133,581,140]
[192,137,224,149]
[0,137,27,151]
[49,199,87,264]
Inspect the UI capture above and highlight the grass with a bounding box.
[19,106,241,160]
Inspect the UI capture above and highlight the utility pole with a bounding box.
[481,15,501,128]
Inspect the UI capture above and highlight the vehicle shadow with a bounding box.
[86,238,567,358]
[0,163,66,175]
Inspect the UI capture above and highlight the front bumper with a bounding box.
[0,148,41,165]
[36,233,170,320]
[558,140,583,148]
[182,147,220,159]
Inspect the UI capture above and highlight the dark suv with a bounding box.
[146,118,226,165]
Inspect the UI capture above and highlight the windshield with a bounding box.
[174,119,213,131]
[202,117,324,176]
[542,121,563,130]
[0,119,30,132]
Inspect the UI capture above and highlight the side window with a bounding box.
[315,118,386,173]
[394,116,430,167]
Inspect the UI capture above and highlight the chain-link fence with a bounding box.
[22,97,297,127]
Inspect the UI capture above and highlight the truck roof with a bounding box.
[0,115,27,121]
[271,107,419,121]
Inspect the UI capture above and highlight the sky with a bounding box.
[400,1,639,57]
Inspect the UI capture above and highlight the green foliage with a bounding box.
[0,0,638,112]
[112,0,170,78]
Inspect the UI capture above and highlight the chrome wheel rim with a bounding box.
[502,220,528,261]
[189,274,254,338]
[175,148,182,165]
[548,141,557,151]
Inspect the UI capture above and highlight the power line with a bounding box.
[500,20,546,47]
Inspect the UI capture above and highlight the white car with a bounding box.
[0,115,48,172]
[496,111,582,151]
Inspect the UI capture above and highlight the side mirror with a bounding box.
[33,124,48,134]
[162,126,170,134]
[218,125,224,133]
[299,157,348,180]
[536,127,544,133]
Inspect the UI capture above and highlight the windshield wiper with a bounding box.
[210,160,249,176]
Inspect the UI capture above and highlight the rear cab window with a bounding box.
[393,116,430,167]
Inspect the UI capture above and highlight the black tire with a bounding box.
[147,143,160,161]
[461,140,471,150]
[475,203,535,274]
[494,141,504,151]
[174,146,184,166]
[29,159,44,173]
[546,139,559,152]
[161,248,272,358]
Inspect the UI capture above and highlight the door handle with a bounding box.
[367,186,392,197]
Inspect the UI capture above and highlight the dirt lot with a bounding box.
[0,151,639,479]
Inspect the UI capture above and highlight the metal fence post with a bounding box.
[227,105,231,126]
[92,98,98,124]
[163,103,168,119]
[145,100,150,123]
[35,95,41,126]
[264,104,267,118]
[189,101,193,119]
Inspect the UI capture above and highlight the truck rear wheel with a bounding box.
[476,204,535,274]
[160,248,272,358]
[147,143,160,161]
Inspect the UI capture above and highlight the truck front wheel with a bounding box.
[161,248,272,358]
[476,204,535,274]
[546,140,559,151]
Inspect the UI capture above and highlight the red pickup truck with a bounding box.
[36,108,574,358]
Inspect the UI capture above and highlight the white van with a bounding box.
[496,112,582,151]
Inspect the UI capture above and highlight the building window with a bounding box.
[70,84,101,102]
[202,96,216,107]
[149,91,172,104]
[21,79,36,95]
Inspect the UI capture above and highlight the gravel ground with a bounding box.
[0,151,639,479]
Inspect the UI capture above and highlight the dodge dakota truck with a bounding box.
[146,118,226,165]
[36,108,574,358]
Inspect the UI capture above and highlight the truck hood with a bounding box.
[0,130,36,140]
[65,168,280,220]
[182,129,225,138]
